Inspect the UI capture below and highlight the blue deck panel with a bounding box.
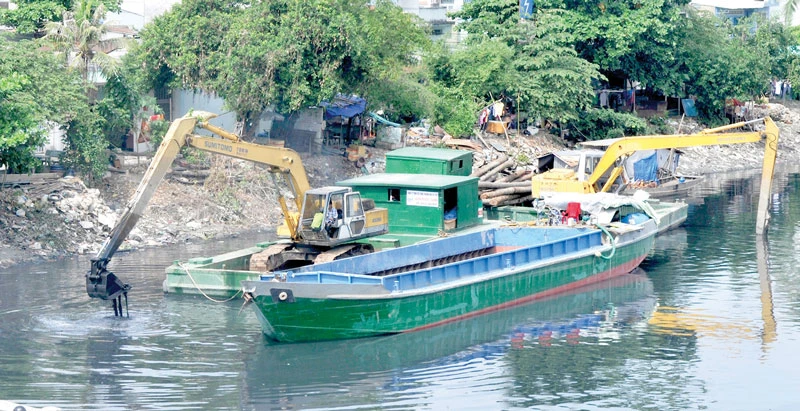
[274,227,604,292]
[384,230,602,292]
[287,272,384,285]
[492,226,596,246]
[292,230,497,275]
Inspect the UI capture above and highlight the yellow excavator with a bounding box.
[87,111,388,314]
[531,117,779,197]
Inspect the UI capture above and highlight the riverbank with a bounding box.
[674,101,800,175]
[0,150,366,268]
[2,100,799,268]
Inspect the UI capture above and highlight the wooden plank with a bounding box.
[1,173,61,185]
[443,138,482,151]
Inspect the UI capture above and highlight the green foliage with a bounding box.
[132,0,429,135]
[447,38,517,99]
[364,74,434,123]
[426,39,516,134]
[674,10,774,121]
[516,11,603,124]
[96,72,141,148]
[43,0,129,88]
[148,119,170,149]
[570,109,647,141]
[429,83,481,138]
[182,148,208,165]
[62,106,109,181]
[0,0,121,34]
[446,2,602,130]
[450,0,520,46]
[0,38,98,176]
[545,0,691,93]
[648,116,674,135]
[0,72,45,173]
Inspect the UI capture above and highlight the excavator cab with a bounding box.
[297,187,387,246]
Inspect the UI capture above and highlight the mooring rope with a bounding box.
[594,223,617,260]
[178,262,242,303]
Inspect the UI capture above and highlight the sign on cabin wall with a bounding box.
[406,190,439,207]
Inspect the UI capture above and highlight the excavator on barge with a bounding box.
[86,111,388,315]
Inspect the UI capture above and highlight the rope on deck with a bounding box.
[178,262,243,303]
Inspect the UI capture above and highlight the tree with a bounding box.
[0,38,97,176]
[543,0,691,95]
[0,0,120,35]
[674,10,776,122]
[130,0,429,137]
[0,72,44,173]
[43,0,129,91]
[515,10,603,127]
[785,0,798,26]
[446,0,603,134]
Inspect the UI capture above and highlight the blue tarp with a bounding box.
[368,111,402,127]
[633,152,658,182]
[682,99,698,117]
[320,94,366,120]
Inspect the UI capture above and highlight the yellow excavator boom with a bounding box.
[587,117,777,191]
[87,111,313,309]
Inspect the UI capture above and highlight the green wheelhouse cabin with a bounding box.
[336,173,481,237]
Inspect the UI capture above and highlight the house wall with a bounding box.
[690,0,776,22]
[38,123,66,155]
[173,90,237,132]
[172,89,323,152]
[106,9,145,30]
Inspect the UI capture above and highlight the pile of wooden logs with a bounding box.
[471,154,534,207]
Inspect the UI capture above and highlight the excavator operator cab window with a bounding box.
[302,194,327,220]
[303,194,328,231]
[346,193,361,217]
[329,193,344,221]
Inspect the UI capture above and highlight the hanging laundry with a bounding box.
[478,108,489,128]
[599,91,609,108]
[492,102,505,120]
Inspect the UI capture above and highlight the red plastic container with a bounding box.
[566,202,581,220]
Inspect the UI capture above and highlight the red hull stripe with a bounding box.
[406,253,648,333]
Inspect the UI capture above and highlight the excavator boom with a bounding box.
[86,111,314,314]
[87,115,199,307]
[531,116,779,235]
[586,117,777,190]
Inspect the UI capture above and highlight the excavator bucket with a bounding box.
[87,258,131,316]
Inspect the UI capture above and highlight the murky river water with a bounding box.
[2,169,800,410]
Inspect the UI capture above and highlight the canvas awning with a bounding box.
[320,94,367,120]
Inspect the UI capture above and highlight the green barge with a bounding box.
[241,212,658,342]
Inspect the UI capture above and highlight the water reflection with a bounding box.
[757,235,777,352]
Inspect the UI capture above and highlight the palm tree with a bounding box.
[43,0,129,93]
[785,0,798,25]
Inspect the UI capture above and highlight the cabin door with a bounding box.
[344,193,366,236]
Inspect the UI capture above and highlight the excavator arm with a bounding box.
[87,111,311,314]
[587,117,779,193]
